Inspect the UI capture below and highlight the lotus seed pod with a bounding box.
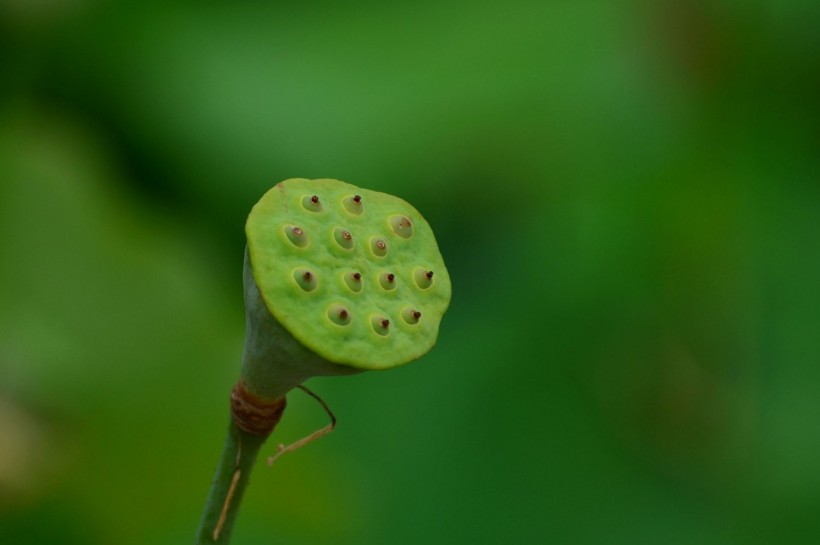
[242,178,451,399]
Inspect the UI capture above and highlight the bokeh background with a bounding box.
[1,1,819,544]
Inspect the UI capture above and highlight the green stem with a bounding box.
[193,419,270,545]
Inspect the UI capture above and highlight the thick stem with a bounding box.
[193,420,266,545]
[194,382,286,545]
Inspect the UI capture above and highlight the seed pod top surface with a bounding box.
[246,178,451,370]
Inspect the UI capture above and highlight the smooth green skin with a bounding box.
[240,246,359,401]
[246,178,451,370]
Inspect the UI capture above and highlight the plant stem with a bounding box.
[193,418,269,544]
[195,381,286,545]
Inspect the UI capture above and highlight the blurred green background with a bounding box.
[1,1,819,543]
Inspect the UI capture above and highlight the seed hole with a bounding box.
[379,272,397,290]
[414,267,434,289]
[334,228,354,250]
[302,195,323,212]
[344,271,363,292]
[327,304,351,326]
[371,315,391,336]
[402,307,422,324]
[285,225,308,247]
[389,215,414,238]
[343,195,363,215]
[294,268,318,292]
[370,238,388,257]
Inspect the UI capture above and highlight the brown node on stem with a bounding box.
[230,380,287,436]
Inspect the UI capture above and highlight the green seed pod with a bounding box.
[241,178,451,400]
